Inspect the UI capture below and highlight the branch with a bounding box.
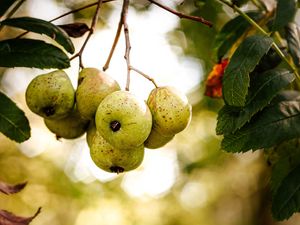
[70,0,104,68]
[147,0,212,27]
[122,0,131,91]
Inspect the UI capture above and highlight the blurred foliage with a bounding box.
[1,0,300,224]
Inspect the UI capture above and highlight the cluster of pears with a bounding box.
[25,68,191,173]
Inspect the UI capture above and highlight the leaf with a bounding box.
[285,23,300,67]
[222,35,273,107]
[0,181,27,195]
[272,0,297,31]
[272,163,300,220]
[1,17,74,54]
[213,11,263,60]
[58,23,89,38]
[0,207,41,225]
[217,69,295,134]
[0,91,30,143]
[0,38,70,69]
[255,47,284,73]
[222,97,300,152]
[0,0,17,17]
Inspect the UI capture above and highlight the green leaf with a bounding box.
[285,23,300,67]
[223,35,273,107]
[272,0,297,31]
[217,69,295,135]
[0,92,30,142]
[0,0,17,17]
[222,97,300,152]
[0,38,70,69]
[213,11,263,60]
[1,17,75,54]
[272,163,300,220]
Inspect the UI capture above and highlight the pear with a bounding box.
[26,70,75,119]
[147,86,191,136]
[144,128,174,149]
[95,91,152,149]
[76,68,120,120]
[90,130,144,173]
[44,108,89,139]
[86,120,97,148]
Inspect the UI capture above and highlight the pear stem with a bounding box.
[130,66,158,88]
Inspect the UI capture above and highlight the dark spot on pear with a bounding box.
[110,166,124,174]
[78,77,84,85]
[42,106,55,117]
[110,120,121,132]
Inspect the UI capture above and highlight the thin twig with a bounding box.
[102,15,123,71]
[130,66,158,88]
[70,0,104,68]
[122,0,131,91]
[15,0,115,39]
[147,0,212,27]
[0,0,26,32]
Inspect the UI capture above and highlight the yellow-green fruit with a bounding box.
[44,108,89,139]
[147,86,191,136]
[86,120,97,148]
[90,130,144,173]
[144,128,174,149]
[76,68,120,120]
[26,70,75,119]
[95,91,152,150]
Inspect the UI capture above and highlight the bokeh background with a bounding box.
[1,0,300,224]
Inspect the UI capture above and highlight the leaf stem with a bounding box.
[147,0,212,27]
[70,0,104,68]
[218,0,300,80]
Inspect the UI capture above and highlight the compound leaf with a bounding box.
[217,69,295,134]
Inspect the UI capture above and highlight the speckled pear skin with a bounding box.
[144,127,174,149]
[95,91,152,150]
[86,120,97,148]
[25,70,75,119]
[76,68,120,120]
[90,130,144,173]
[44,108,89,139]
[147,86,192,136]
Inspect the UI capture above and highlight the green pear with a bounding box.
[76,68,120,120]
[90,130,144,173]
[95,91,152,149]
[144,128,174,149]
[86,120,97,148]
[44,108,89,139]
[147,86,191,136]
[26,70,75,119]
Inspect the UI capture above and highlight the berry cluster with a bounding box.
[25,68,191,173]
